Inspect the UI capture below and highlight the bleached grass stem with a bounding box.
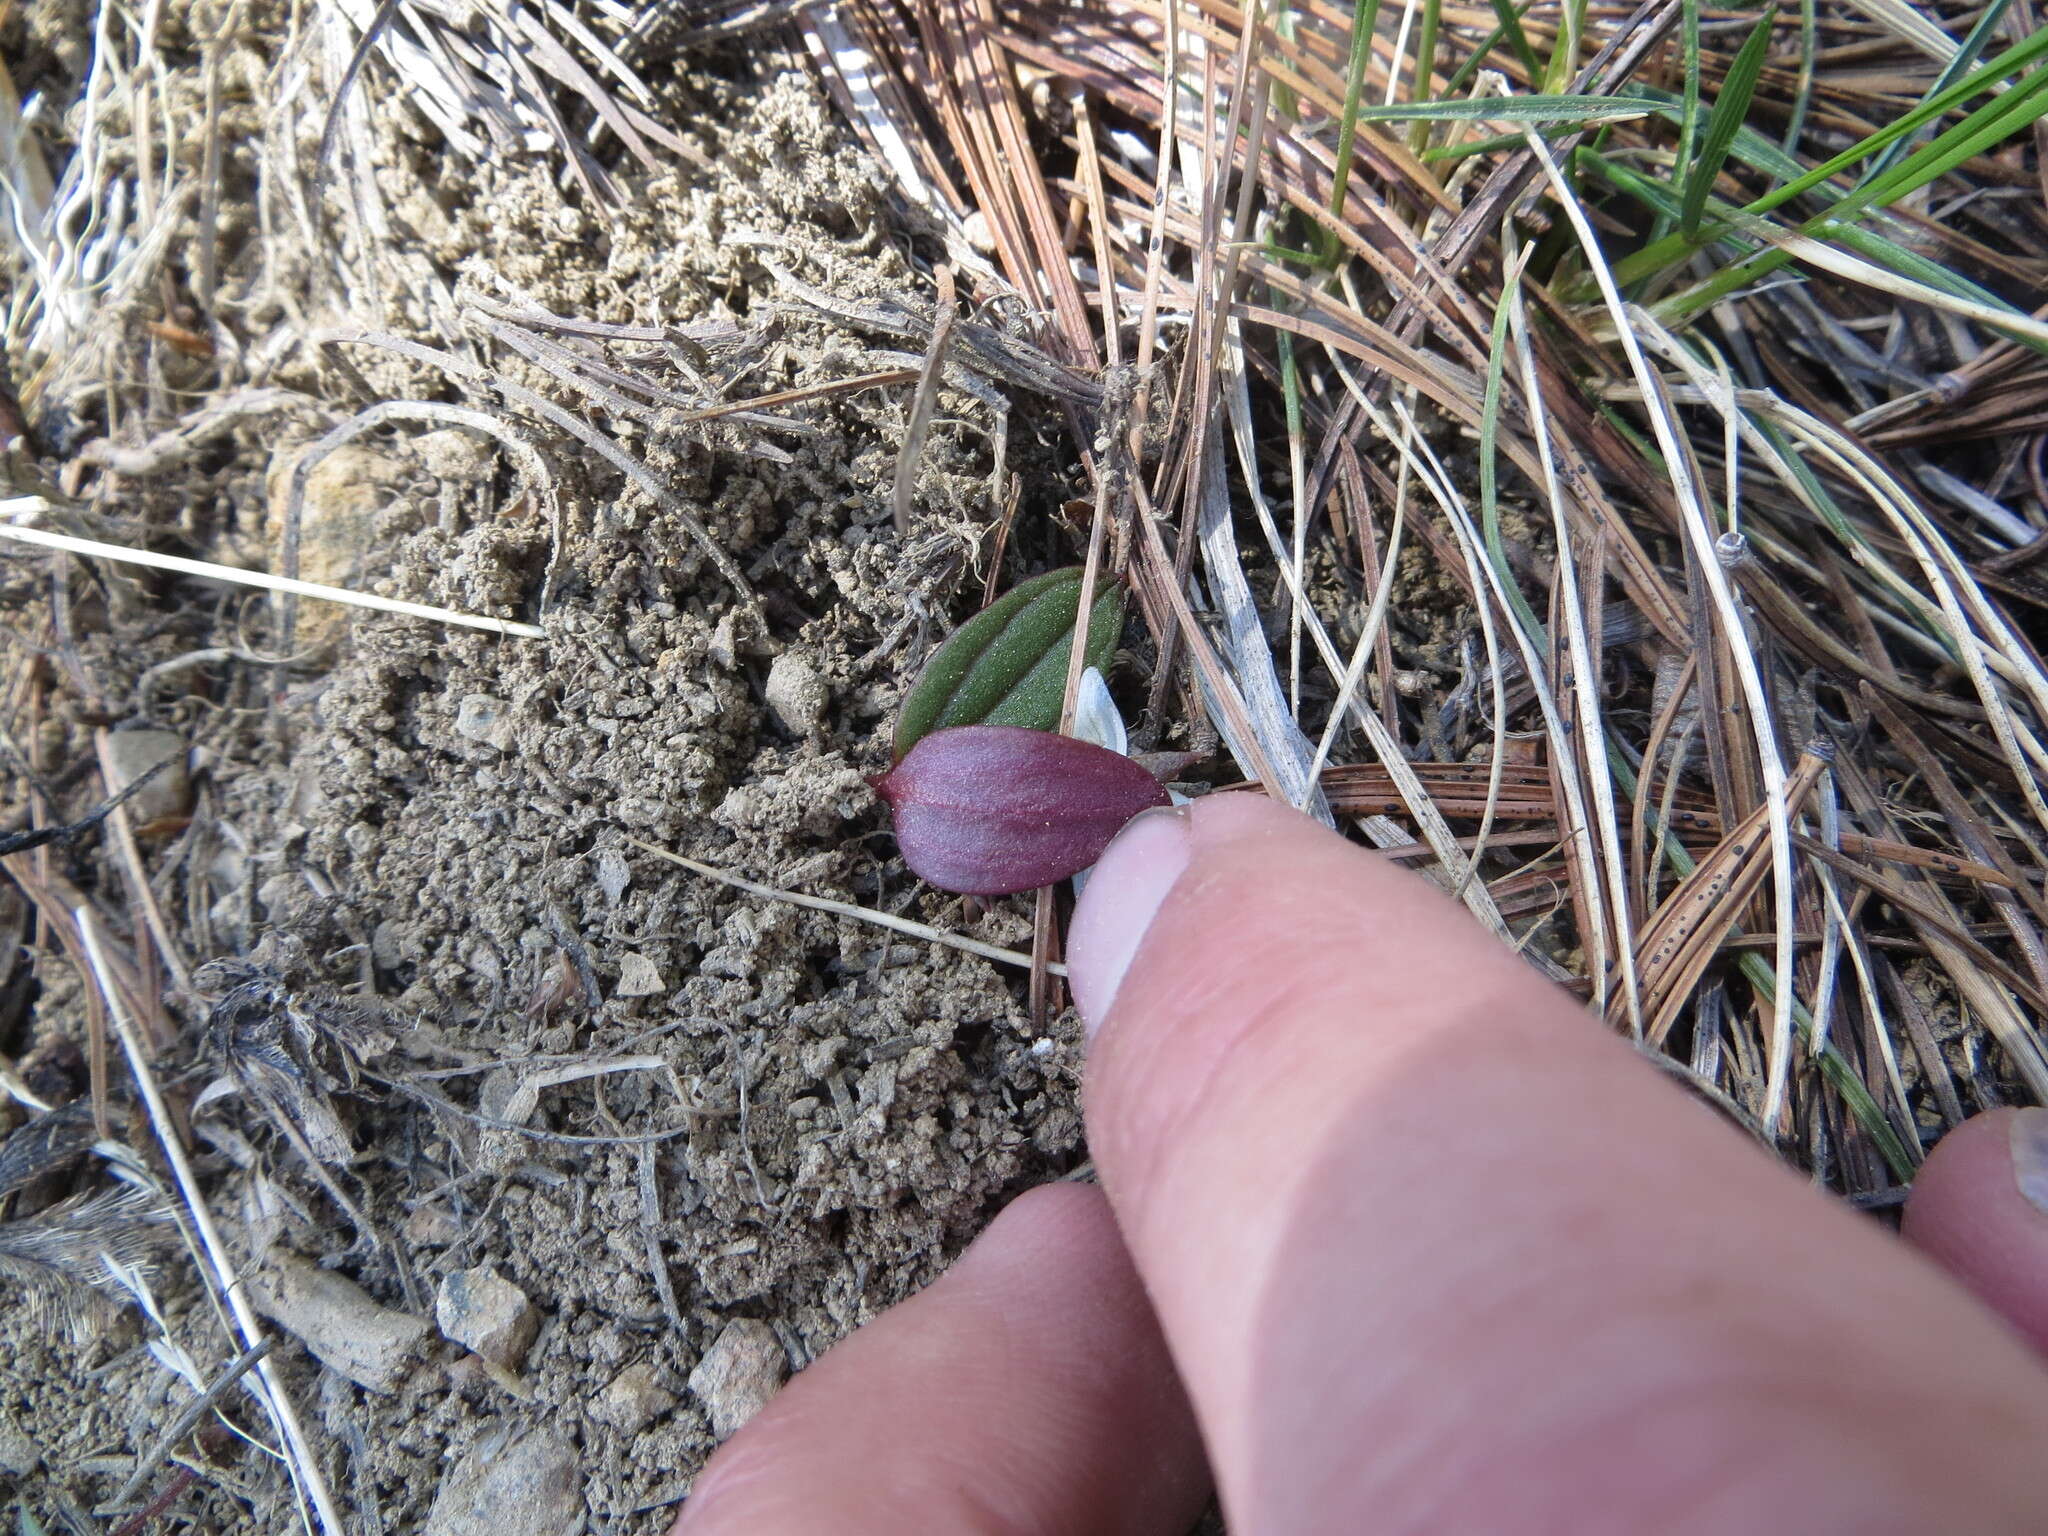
[625,840,1062,975]
[1520,127,1801,1133]
[0,504,546,638]
[77,909,343,1536]
[1503,242,1640,1032]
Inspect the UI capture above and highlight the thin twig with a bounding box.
[891,265,959,536]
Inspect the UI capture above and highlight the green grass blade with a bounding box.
[1406,0,1443,155]
[1649,0,1703,248]
[1270,0,1303,122]
[1741,36,2048,220]
[1679,5,1778,238]
[1486,0,1543,77]
[1611,30,2048,285]
[1480,290,1548,647]
[1610,63,2048,301]
[1440,0,1544,95]
[1859,0,2018,186]
[1782,0,1815,149]
[1846,67,2048,219]
[1421,124,1581,161]
[1543,0,1588,90]
[1324,0,1387,263]
[1346,93,1660,123]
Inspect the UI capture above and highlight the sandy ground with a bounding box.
[1,6,1107,1528]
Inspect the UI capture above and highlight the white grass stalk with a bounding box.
[1503,248,1640,1031]
[77,910,343,1536]
[0,502,545,638]
[1521,128,1802,1132]
[626,840,1061,975]
[1219,340,1513,935]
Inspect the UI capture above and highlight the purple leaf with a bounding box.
[872,725,1172,896]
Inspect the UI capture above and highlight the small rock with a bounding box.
[764,652,826,737]
[404,1203,463,1247]
[424,1424,581,1536]
[453,693,517,752]
[688,1319,786,1438]
[252,1254,430,1395]
[613,953,663,998]
[413,428,496,483]
[592,1361,677,1435]
[595,847,631,905]
[371,917,412,972]
[436,1264,540,1371]
[254,874,300,920]
[264,442,406,650]
[101,730,192,826]
[0,1407,38,1475]
[708,612,740,670]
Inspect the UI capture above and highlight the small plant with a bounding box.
[890,566,1123,760]
[874,724,1170,895]
[873,570,1164,895]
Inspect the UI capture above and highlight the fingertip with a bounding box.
[1069,805,1193,1030]
[1903,1107,2048,1355]
[1078,790,1543,1223]
[1068,794,2048,1534]
[674,1182,1207,1536]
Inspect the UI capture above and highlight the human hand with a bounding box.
[673,794,2048,1534]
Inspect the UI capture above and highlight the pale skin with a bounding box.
[673,794,2048,1535]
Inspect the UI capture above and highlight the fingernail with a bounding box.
[2010,1108,2048,1215]
[1067,804,1192,1037]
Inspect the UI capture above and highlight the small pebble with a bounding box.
[595,847,631,904]
[688,1318,787,1438]
[413,428,495,483]
[0,1408,38,1475]
[764,652,826,737]
[614,953,664,997]
[404,1203,463,1247]
[423,1424,581,1536]
[101,730,192,826]
[436,1264,540,1371]
[592,1361,678,1435]
[453,694,516,752]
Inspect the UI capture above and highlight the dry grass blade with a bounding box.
[0,510,548,639]
[317,0,686,199]
[0,1100,98,1200]
[1624,751,1830,1047]
[625,838,1064,975]
[892,265,961,536]
[314,327,758,605]
[76,911,345,1536]
[809,0,2048,1163]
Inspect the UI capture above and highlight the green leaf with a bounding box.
[1679,4,1778,238]
[893,568,1126,760]
[1607,31,2048,289]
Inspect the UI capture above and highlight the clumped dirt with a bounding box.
[0,11,1099,1530]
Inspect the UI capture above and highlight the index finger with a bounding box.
[1071,793,2048,1533]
